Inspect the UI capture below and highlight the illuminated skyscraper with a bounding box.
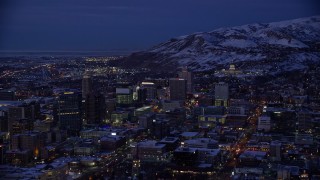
[116,82,133,106]
[57,92,82,135]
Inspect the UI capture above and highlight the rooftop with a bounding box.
[240,150,267,160]
[138,140,166,148]
[180,132,199,138]
[159,137,179,143]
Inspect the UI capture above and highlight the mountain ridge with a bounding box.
[120,16,320,73]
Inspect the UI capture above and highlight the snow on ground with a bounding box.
[219,39,257,48]
[137,16,320,73]
[265,38,308,48]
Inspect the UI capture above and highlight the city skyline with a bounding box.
[0,1,320,179]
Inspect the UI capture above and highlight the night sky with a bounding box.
[0,0,319,52]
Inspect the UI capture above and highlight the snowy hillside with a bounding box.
[121,16,320,72]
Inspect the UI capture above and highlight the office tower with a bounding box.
[140,82,157,100]
[22,100,41,122]
[105,99,116,118]
[5,100,40,135]
[214,82,229,107]
[82,74,92,99]
[0,110,8,132]
[84,93,106,124]
[132,159,141,178]
[57,92,82,136]
[147,78,168,88]
[258,116,271,132]
[33,85,53,97]
[111,111,129,126]
[0,144,5,164]
[151,119,170,139]
[137,87,147,103]
[8,107,25,134]
[11,119,33,135]
[178,67,194,93]
[173,147,198,167]
[81,73,92,125]
[169,78,187,101]
[116,83,133,106]
[11,132,45,159]
[20,133,44,154]
[138,113,155,129]
[139,141,166,161]
[270,141,282,161]
[215,82,229,100]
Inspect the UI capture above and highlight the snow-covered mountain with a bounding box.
[121,16,320,72]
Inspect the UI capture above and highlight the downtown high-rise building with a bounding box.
[11,132,45,156]
[8,107,25,134]
[140,82,157,100]
[84,93,106,124]
[57,92,82,135]
[7,101,40,135]
[116,82,133,106]
[214,82,229,107]
[178,67,194,94]
[82,74,92,99]
[169,78,187,101]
